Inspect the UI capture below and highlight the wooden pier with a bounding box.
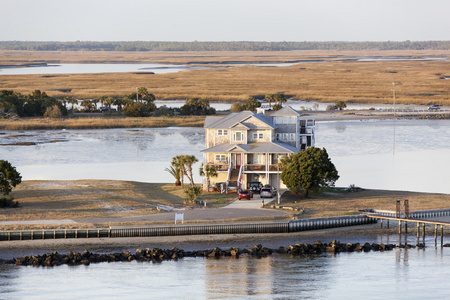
[366,199,450,247]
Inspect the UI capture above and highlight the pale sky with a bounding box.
[1,0,449,42]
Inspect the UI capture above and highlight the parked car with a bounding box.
[260,187,277,198]
[249,182,263,193]
[428,105,440,111]
[238,189,253,200]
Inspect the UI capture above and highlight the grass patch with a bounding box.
[279,189,450,219]
[3,180,235,223]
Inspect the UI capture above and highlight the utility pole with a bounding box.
[392,82,396,118]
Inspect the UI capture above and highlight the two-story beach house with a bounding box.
[201,106,315,191]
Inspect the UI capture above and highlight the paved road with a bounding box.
[0,196,286,226]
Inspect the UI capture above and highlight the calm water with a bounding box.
[155,99,434,112]
[0,63,211,75]
[0,119,449,194]
[1,247,450,299]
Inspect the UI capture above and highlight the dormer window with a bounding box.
[218,129,228,136]
[234,131,244,142]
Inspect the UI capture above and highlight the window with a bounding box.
[234,131,244,142]
[276,133,295,142]
[253,133,264,140]
[218,129,228,136]
[253,153,265,164]
[215,154,226,162]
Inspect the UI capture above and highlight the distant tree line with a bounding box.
[0,88,215,118]
[1,41,449,51]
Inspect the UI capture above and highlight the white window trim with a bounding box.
[234,131,244,142]
[215,154,227,162]
[218,129,228,136]
[253,133,264,140]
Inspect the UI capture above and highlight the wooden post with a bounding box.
[422,223,426,245]
[387,219,390,229]
[435,224,438,247]
[441,225,444,247]
[399,220,402,234]
[380,219,383,228]
[417,222,420,246]
[405,221,408,233]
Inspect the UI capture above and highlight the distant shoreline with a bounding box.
[1,110,448,131]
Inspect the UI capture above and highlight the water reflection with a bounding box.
[204,255,330,298]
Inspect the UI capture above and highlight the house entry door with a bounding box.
[235,154,241,169]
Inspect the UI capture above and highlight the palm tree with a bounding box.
[265,93,274,108]
[137,87,148,103]
[171,156,185,186]
[81,99,93,112]
[68,97,78,110]
[199,163,217,192]
[165,165,181,186]
[104,97,114,114]
[182,155,198,186]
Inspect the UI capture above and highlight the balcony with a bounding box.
[205,163,229,171]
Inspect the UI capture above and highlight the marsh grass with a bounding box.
[0,115,205,130]
[1,50,449,105]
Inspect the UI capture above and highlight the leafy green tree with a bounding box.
[335,101,347,111]
[0,160,22,196]
[199,163,218,192]
[244,97,261,111]
[180,98,215,115]
[281,147,339,197]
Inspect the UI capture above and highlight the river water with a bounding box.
[1,119,449,194]
[1,246,450,299]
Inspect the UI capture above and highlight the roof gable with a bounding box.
[270,106,302,117]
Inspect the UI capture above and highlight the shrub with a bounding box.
[0,197,19,208]
[44,105,63,119]
[184,185,202,204]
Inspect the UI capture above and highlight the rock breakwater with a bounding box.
[3,240,448,267]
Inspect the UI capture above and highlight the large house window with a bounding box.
[215,154,227,162]
[234,131,244,142]
[218,129,228,136]
[253,153,265,164]
[253,133,264,140]
[276,133,295,142]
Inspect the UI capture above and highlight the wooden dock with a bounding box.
[366,213,450,247]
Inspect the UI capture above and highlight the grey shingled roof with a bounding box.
[204,111,254,129]
[201,142,299,154]
[270,106,303,117]
[204,110,277,130]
